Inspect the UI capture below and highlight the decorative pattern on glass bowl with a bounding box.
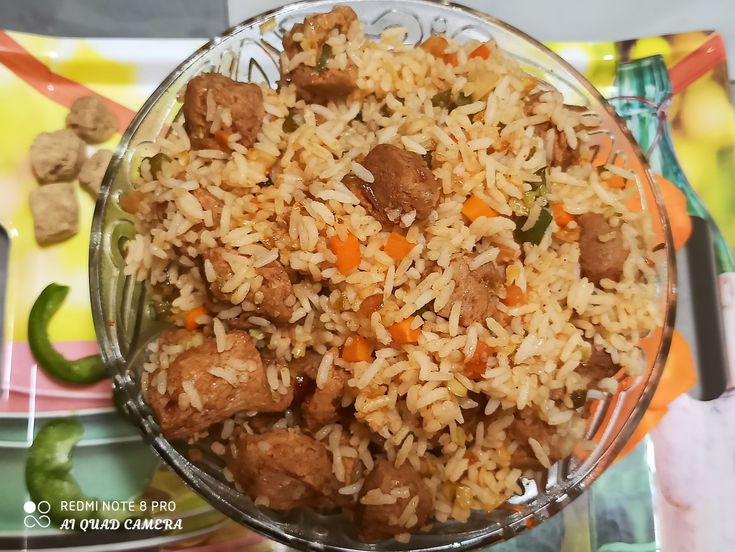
[89,1,676,550]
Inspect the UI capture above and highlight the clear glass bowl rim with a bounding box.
[89,1,677,550]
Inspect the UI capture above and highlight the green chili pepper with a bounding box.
[521,191,537,209]
[316,44,332,73]
[415,300,435,316]
[530,167,547,195]
[422,150,433,169]
[571,389,587,408]
[454,92,473,107]
[431,89,474,111]
[28,284,107,385]
[283,109,298,133]
[523,168,548,208]
[431,89,453,109]
[148,152,170,178]
[26,418,100,525]
[514,207,553,245]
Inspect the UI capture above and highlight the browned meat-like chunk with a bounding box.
[437,260,503,326]
[66,95,118,143]
[254,261,295,322]
[202,247,295,323]
[473,260,506,287]
[30,129,86,183]
[29,182,79,243]
[523,91,543,117]
[286,351,321,404]
[550,127,581,170]
[355,459,433,541]
[291,350,323,379]
[245,413,282,434]
[79,149,113,195]
[192,188,223,227]
[285,6,357,53]
[230,428,336,509]
[506,412,559,471]
[302,365,349,430]
[360,144,439,224]
[145,330,292,439]
[282,7,358,101]
[202,247,235,303]
[529,103,585,170]
[119,190,168,223]
[578,213,629,285]
[183,72,264,151]
[290,64,358,102]
[578,345,619,385]
[157,328,194,348]
[343,174,382,221]
[459,394,489,439]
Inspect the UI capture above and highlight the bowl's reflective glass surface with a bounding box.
[90,1,676,550]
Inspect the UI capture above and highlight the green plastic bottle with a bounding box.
[613,54,735,273]
[614,55,734,396]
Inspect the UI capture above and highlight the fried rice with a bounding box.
[124,6,661,541]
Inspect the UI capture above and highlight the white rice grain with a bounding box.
[449,302,462,336]
[316,351,335,389]
[352,162,374,183]
[213,318,227,353]
[528,437,551,468]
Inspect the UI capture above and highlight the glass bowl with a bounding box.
[89,1,676,550]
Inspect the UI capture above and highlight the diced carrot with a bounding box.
[552,225,581,243]
[359,294,384,317]
[660,173,693,252]
[627,173,692,251]
[443,52,458,66]
[496,244,517,262]
[617,407,667,459]
[613,342,691,457]
[521,76,537,93]
[605,175,628,189]
[612,365,627,381]
[618,375,636,391]
[550,202,575,227]
[463,341,494,379]
[214,130,231,149]
[184,306,207,331]
[388,318,422,345]
[120,190,147,215]
[649,328,697,410]
[420,35,457,66]
[328,232,361,275]
[588,400,600,417]
[502,284,526,307]
[420,35,448,56]
[469,43,490,60]
[462,195,498,222]
[342,335,374,362]
[384,232,415,262]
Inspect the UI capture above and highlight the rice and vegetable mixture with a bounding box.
[124,6,661,542]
